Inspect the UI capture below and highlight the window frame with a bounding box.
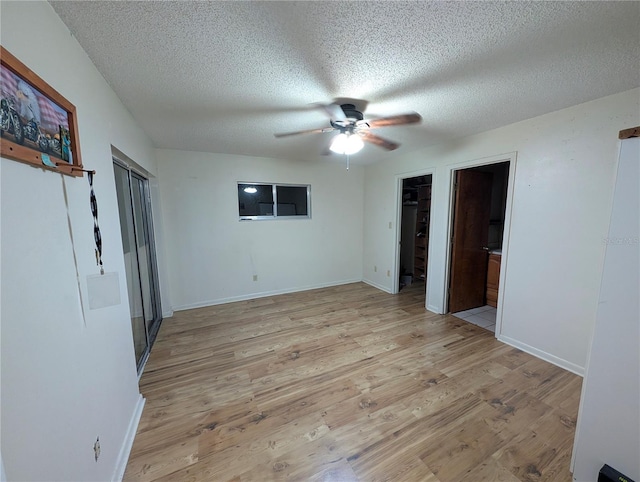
[238,182,311,221]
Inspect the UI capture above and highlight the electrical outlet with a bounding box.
[387,270,391,277]
[253,275,258,281]
[374,266,377,272]
[93,437,100,462]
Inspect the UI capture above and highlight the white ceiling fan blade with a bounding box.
[274,127,335,138]
[312,102,347,122]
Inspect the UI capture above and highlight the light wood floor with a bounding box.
[124,282,582,482]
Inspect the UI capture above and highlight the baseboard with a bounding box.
[162,309,174,318]
[112,394,145,482]
[426,304,442,314]
[361,279,392,294]
[172,278,363,312]
[498,334,584,376]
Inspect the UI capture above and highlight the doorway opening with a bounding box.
[397,174,433,301]
[113,158,163,373]
[447,161,510,333]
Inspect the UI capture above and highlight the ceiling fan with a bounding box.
[274,102,422,155]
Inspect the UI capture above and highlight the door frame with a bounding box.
[130,169,163,337]
[113,155,163,374]
[443,152,517,336]
[393,168,435,300]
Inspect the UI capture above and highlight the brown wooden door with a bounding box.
[448,169,493,313]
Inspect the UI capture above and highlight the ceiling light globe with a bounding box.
[330,133,364,155]
[329,133,348,154]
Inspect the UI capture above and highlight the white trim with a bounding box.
[162,309,174,318]
[426,303,442,314]
[137,351,151,381]
[442,168,457,311]
[442,152,517,343]
[172,279,362,311]
[498,334,584,376]
[362,278,393,294]
[113,394,145,482]
[392,176,403,295]
[494,154,518,337]
[111,149,154,180]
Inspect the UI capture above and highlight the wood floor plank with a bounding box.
[458,458,521,482]
[419,416,510,481]
[124,282,581,481]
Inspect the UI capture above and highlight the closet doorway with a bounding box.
[396,174,433,301]
[113,159,162,372]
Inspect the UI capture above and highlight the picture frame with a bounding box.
[1,46,83,177]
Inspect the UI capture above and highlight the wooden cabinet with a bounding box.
[486,254,501,307]
[413,185,431,281]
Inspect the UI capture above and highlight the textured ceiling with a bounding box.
[50,1,640,165]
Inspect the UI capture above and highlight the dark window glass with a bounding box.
[276,186,308,216]
[238,184,273,217]
[238,183,310,219]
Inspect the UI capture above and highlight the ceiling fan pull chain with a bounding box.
[346,153,350,171]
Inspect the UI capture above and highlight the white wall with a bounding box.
[1,6,636,481]
[571,137,639,482]
[0,453,5,482]
[1,2,160,480]
[363,88,640,373]
[156,150,364,310]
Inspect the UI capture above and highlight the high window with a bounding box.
[238,183,310,220]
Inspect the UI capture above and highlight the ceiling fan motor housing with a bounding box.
[340,103,364,121]
[330,104,365,133]
[274,100,419,152]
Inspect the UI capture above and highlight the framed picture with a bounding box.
[0,46,83,176]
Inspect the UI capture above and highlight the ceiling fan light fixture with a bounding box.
[329,132,364,155]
